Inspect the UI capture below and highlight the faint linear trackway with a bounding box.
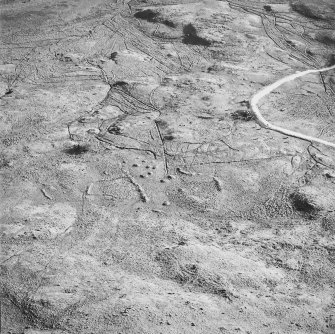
[250,64,335,148]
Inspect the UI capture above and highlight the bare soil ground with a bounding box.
[0,0,335,333]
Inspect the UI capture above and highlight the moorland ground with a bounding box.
[1,0,335,333]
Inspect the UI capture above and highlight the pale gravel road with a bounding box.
[250,64,335,149]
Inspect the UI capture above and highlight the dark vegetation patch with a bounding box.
[207,66,216,73]
[263,5,272,12]
[134,9,176,28]
[109,52,118,61]
[231,110,253,121]
[64,143,90,155]
[107,124,123,135]
[286,39,295,47]
[182,23,211,46]
[289,191,318,217]
[135,9,158,22]
[112,81,128,88]
[163,134,175,141]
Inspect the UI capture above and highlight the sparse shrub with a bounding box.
[231,109,253,121]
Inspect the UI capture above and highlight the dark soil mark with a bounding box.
[155,119,168,127]
[161,19,176,28]
[109,52,118,62]
[155,119,175,141]
[163,133,175,141]
[64,143,90,155]
[134,9,176,28]
[182,23,211,47]
[113,81,128,88]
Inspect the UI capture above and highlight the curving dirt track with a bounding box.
[251,64,335,148]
